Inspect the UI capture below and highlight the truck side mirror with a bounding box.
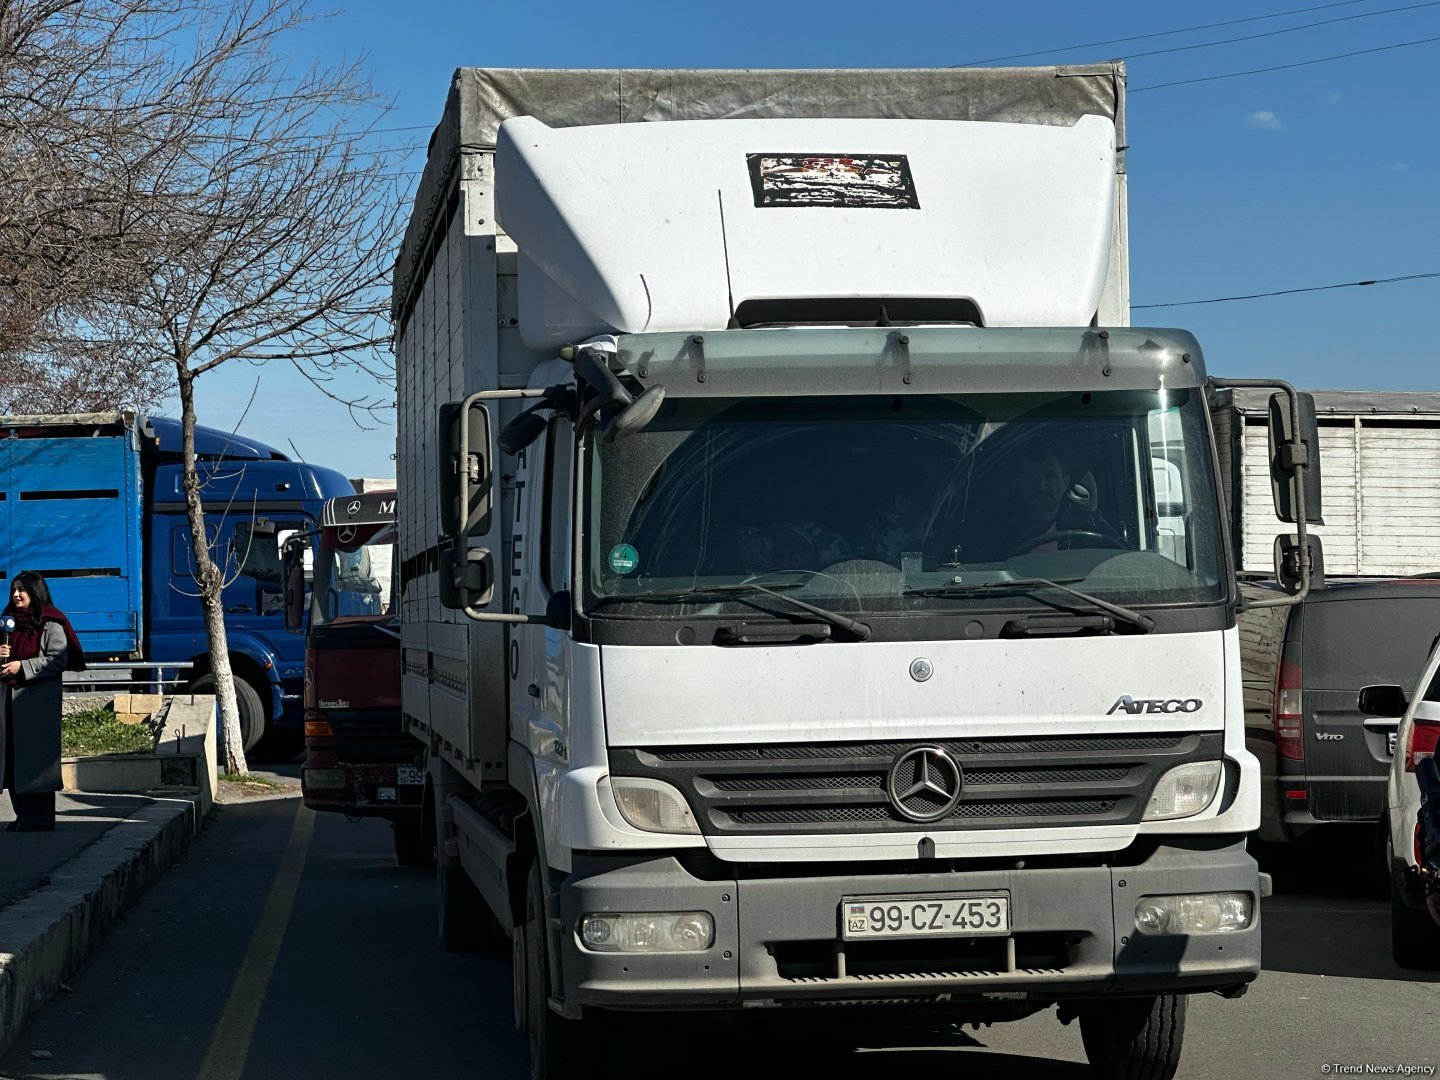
[438,546,493,612]
[281,536,307,630]
[1268,391,1323,525]
[1273,533,1325,595]
[545,589,573,631]
[1358,684,1408,717]
[438,399,493,538]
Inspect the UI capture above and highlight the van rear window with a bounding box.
[1302,597,1440,691]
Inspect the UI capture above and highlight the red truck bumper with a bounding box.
[301,758,424,818]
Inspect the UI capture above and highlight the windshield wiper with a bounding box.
[595,583,872,641]
[911,577,1154,633]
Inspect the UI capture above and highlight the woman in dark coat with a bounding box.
[1,571,84,832]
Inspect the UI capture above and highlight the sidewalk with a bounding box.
[0,788,203,1059]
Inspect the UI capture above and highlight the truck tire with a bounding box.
[1078,994,1186,1080]
[1389,873,1440,969]
[523,859,585,1080]
[392,814,432,867]
[191,673,265,753]
[436,861,505,952]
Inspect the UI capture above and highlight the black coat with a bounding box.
[1,621,68,794]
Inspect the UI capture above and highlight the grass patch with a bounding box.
[220,772,284,790]
[62,706,157,757]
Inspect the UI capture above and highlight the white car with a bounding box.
[1360,658,1440,969]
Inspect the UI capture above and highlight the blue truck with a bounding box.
[0,412,355,750]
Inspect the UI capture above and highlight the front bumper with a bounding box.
[300,762,423,818]
[557,838,1262,1016]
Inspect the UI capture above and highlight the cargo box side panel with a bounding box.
[7,426,143,656]
[398,149,539,784]
[1356,423,1440,577]
[1240,417,1358,576]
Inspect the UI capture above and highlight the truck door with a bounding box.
[224,518,304,619]
[511,421,574,773]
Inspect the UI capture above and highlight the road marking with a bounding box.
[195,803,315,1080]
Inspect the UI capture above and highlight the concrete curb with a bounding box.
[0,796,201,1058]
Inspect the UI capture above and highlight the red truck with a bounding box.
[283,490,426,863]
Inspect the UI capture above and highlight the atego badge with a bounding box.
[1107,695,1203,715]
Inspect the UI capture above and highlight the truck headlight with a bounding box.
[1142,761,1221,820]
[610,777,700,834]
[579,912,714,952]
[1134,892,1254,935]
[302,768,346,790]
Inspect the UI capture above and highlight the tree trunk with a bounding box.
[176,367,249,777]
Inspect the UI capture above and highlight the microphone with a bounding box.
[0,614,13,670]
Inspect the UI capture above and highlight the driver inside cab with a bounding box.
[965,446,1116,563]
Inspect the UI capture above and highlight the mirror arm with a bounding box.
[462,610,546,624]
[465,593,572,627]
[573,347,635,434]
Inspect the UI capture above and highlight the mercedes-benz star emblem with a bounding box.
[886,746,963,823]
[909,657,933,682]
[346,499,362,516]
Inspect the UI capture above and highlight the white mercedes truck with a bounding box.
[393,65,1320,1080]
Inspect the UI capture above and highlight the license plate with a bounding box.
[396,766,424,785]
[842,894,1010,940]
[375,786,397,802]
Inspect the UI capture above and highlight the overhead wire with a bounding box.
[1120,0,1440,62]
[956,0,1388,65]
[1132,33,1440,90]
[1135,272,1440,309]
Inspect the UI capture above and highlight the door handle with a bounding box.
[226,605,252,614]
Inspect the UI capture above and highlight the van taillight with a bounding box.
[1275,653,1304,761]
[1404,717,1440,773]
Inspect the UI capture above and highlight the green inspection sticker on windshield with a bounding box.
[608,544,640,575]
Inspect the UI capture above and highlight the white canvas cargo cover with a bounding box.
[393,65,1127,325]
[496,114,1116,342]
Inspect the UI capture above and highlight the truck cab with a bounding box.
[285,491,422,863]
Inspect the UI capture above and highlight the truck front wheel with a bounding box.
[190,673,265,753]
[522,859,585,1080]
[1078,994,1186,1080]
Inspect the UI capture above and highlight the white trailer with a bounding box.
[393,66,1314,1080]
[1215,388,1440,579]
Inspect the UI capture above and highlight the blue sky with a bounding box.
[172,0,1440,480]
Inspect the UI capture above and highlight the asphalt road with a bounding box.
[1,802,1436,1080]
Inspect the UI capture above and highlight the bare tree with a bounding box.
[1,0,405,773]
[0,0,188,409]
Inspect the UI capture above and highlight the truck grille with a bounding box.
[773,932,1074,980]
[609,733,1221,835]
[328,710,415,763]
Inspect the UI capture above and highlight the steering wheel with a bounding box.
[1008,529,1125,558]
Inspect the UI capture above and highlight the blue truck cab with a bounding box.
[0,412,354,750]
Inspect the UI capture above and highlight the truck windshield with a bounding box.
[584,388,1225,617]
[311,521,397,627]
